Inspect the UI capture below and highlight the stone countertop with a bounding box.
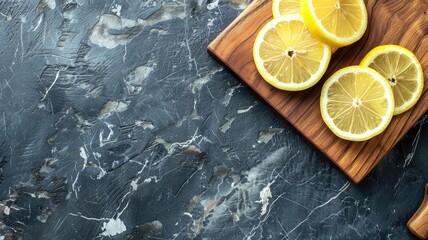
[0,0,426,239]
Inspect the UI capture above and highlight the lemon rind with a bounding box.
[272,0,282,18]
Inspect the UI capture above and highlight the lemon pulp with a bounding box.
[360,45,424,115]
[272,0,301,18]
[301,0,368,47]
[320,66,394,141]
[253,16,331,91]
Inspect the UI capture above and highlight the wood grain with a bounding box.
[408,184,428,239]
[208,0,428,183]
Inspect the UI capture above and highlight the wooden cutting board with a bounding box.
[208,0,428,183]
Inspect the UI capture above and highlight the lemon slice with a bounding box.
[320,66,394,141]
[301,0,368,47]
[253,15,331,91]
[360,45,424,115]
[272,0,301,18]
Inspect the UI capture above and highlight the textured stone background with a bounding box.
[0,0,426,239]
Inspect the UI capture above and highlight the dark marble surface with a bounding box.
[0,0,427,239]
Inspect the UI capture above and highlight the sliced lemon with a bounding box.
[301,0,368,47]
[320,66,394,141]
[253,15,331,91]
[360,45,424,115]
[272,0,301,18]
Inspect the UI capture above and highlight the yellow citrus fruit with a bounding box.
[272,0,301,18]
[360,45,424,115]
[301,0,368,47]
[253,15,331,91]
[320,66,394,141]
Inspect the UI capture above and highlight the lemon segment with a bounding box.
[253,15,331,91]
[360,45,424,115]
[301,0,368,47]
[272,0,301,18]
[320,66,394,141]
